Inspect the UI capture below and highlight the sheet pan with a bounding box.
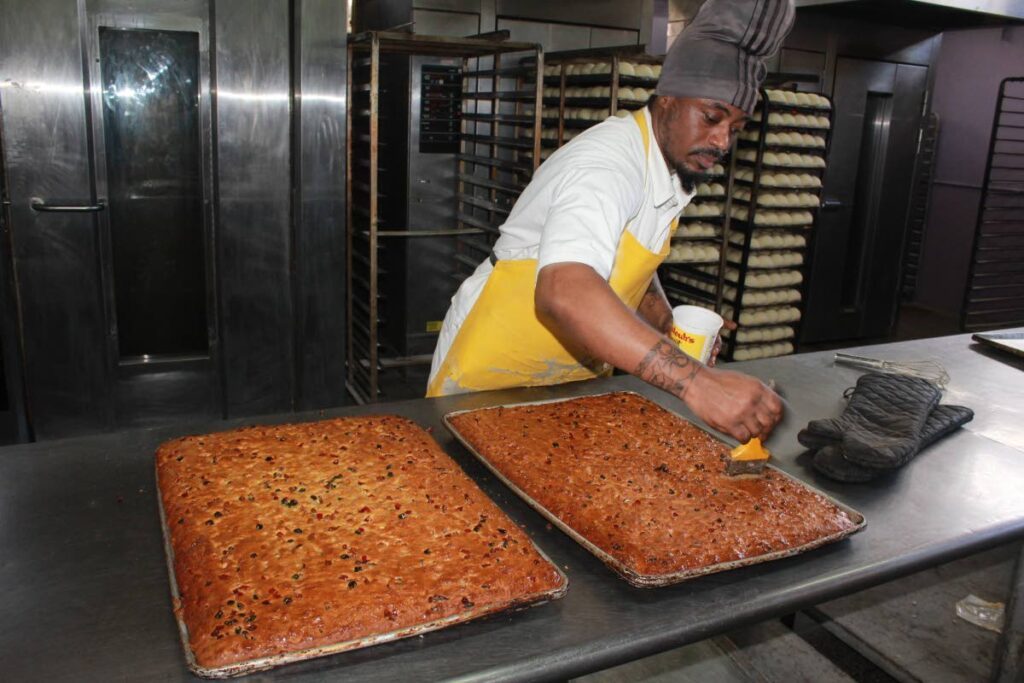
[444,391,866,588]
[155,462,569,678]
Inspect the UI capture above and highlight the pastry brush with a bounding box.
[726,437,771,476]
[724,379,783,477]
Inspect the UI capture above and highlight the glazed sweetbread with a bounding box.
[449,393,858,580]
[156,415,565,672]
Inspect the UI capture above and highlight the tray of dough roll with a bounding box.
[729,208,815,228]
[544,85,655,102]
[736,151,826,169]
[728,215,815,230]
[763,89,831,110]
[722,289,802,308]
[727,249,805,270]
[731,341,795,361]
[734,169,823,189]
[726,324,796,344]
[682,202,726,220]
[727,230,806,250]
[754,112,832,129]
[676,221,721,241]
[542,61,662,80]
[543,74,659,87]
[727,306,802,328]
[665,243,720,265]
[731,190,820,209]
[738,131,828,149]
[663,272,801,307]
[719,267,805,289]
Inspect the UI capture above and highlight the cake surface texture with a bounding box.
[448,392,859,581]
[156,415,565,672]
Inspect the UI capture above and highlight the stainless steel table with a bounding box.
[2,333,1024,681]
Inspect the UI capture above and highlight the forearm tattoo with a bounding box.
[634,340,703,400]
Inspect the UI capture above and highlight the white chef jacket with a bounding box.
[429,107,695,384]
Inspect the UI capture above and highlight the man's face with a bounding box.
[652,96,749,192]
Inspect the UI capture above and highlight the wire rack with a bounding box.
[961,76,1024,331]
[345,32,543,404]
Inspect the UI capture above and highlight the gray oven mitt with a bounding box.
[812,404,975,482]
[797,373,941,469]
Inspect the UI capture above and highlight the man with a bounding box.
[428,0,794,444]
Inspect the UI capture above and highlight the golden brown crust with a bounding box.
[156,415,564,670]
[449,393,857,578]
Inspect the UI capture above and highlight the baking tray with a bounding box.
[443,391,866,588]
[154,461,569,678]
[972,331,1024,361]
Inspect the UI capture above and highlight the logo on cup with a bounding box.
[671,328,696,345]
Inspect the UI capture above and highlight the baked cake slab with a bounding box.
[156,415,567,678]
[445,392,864,587]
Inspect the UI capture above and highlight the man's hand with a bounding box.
[707,319,737,367]
[688,366,783,441]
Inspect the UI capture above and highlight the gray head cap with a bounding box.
[656,0,795,114]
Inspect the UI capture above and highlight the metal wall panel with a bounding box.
[0,0,112,438]
[779,47,827,92]
[412,8,481,36]
[293,0,348,410]
[496,0,644,29]
[497,18,591,51]
[415,0,483,11]
[353,0,413,32]
[590,28,641,48]
[214,0,294,416]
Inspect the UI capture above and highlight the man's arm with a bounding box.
[636,274,674,334]
[536,262,782,442]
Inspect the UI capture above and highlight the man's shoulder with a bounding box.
[544,115,646,183]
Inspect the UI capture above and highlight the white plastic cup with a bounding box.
[669,305,724,364]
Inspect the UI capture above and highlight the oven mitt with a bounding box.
[797,373,941,469]
[811,404,975,482]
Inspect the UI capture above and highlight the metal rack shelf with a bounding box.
[346,31,543,404]
[716,87,833,358]
[962,77,1024,331]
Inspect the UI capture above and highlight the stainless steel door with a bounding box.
[801,57,928,344]
[0,0,219,438]
[0,0,113,438]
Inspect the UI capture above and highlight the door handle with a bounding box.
[820,198,845,211]
[30,198,106,213]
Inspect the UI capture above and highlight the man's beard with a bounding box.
[674,165,709,194]
[669,148,724,194]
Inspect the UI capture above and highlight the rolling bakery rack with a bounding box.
[961,76,1024,331]
[662,86,833,361]
[346,31,543,404]
[509,62,836,362]
[530,46,662,156]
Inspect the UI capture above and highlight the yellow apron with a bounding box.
[427,110,678,397]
